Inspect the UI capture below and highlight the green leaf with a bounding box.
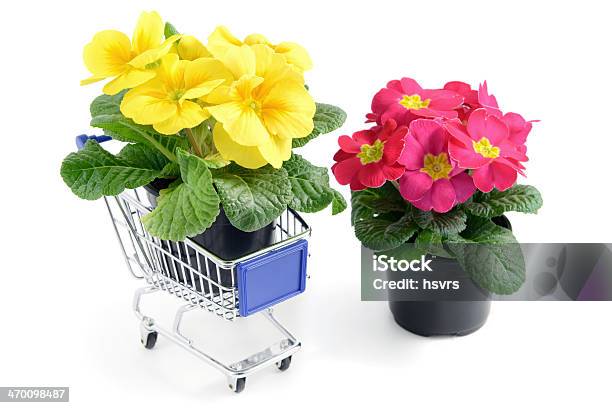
[283,154,334,212]
[449,217,525,294]
[331,189,347,215]
[90,91,126,117]
[60,140,160,200]
[415,229,453,258]
[412,207,467,236]
[292,103,346,148]
[465,185,543,218]
[350,183,406,225]
[212,164,292,232]
[117,143,169,172]
[164,22,179,38]
[187,122,214,157]
[117,143,180,178]
[354,214,418,251]
[142,149,220,241]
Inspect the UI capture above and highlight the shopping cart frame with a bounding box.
[99,162,311,393]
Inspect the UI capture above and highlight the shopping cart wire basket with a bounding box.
[78,135,311,393]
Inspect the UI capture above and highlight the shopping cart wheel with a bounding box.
[142,331,158,349]
[276,356,292,371]
[229,377,246,393]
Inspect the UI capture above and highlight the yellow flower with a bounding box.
[206,44,315,168]
[207,26,313,73]
[120,53,232,135]
[81,11,181,95]
[175,35,212,60]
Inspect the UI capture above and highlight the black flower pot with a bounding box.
[142,179,275,295]
[388,216,510,337]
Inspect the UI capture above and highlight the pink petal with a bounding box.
[467,108,509,145]
[382,127,406,165]
[448,138,491,169]
[430,179,456,213]
[450,171,476,203]
[371,87,402,114]
[358,163,387,188]
[399,77,423,94]
[382,163,406,181]
[338,135,361,153]
[381,104,418,127]
[350,178,367,191]
[353,129,377,146]
[472,164,495,192]
[445,120,474,146]
[423,89,464,110]
[444,81,479,105]
[490,161,518,191]
[332,157,362,185]
[333,149,354,162]
[411,189,433,211]
[503,112,532,145]
[399,170,433,201]
[412,107,458,119]
[386,79,404,93]
[499,140,528,162]
[398,134,425,170]
[409,119,447,155]
[478,81,500,110]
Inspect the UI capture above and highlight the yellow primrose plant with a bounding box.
[61,11,347,241]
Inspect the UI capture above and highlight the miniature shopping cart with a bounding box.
[78,136,311,393]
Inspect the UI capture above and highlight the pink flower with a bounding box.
[443,80,501,122]
[332,119,407,190]
[445,109,528,192]
[398,119,476,213]
[370,78,464,126]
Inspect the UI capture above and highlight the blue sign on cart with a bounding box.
[236,239,308,316]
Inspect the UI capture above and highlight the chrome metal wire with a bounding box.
[104,187,311,321]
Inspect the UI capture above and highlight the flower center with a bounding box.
[472,137,500,159]
[357,139,385,165]
[421,153,452,180]
[244,99,261,113]
[169,89,186,101]
[399,94,430,110]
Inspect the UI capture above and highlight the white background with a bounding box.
[1,0,611,406]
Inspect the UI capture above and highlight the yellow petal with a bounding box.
[262,80,315,139]
[131,11,164,55]
[274,42,313,72]
[233,74,264,100]
[120,86,177,125]
[251,44,302,98]
[80,76,106,86]
[205,84,233,104]
[208,101,269,146]
[177,35,212,60]
[216,44,256,79]
[213,123,268,169]
[102,68,156,95]
[257,133,292,169]
[182,58,233,99]
[154,100,209,135]
[244,33,270,46]
[129,34,181,69]
[207,26,243,58]
[154,53,186,90]
[83,30,132,78]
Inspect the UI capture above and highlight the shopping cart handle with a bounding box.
[75,134,112,150]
